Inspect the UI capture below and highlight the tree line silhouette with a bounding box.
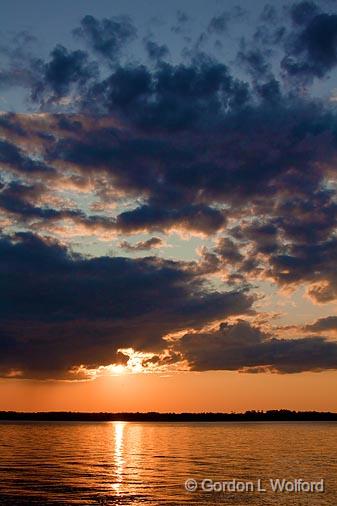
[0,410,336,422]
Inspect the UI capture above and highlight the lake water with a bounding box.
[0,421,336,505]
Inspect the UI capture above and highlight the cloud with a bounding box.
[79,59,250,129]
[0,31,39,91]
[171,10,189,34]
[73,15,137,62]
[2,70,337,289]
[0,139,54,175]
[120,237,163,251]
[0,232,253,379]
[304,316,337,332]
[2,6,337,382]
[208,7,246,35]
[2,56,337,295]
[208,12,232,34]
[143,38,170,62]
[115,203,227,235]
[0,181,57,220]
[175,320,337,373]
[282,2,337,81]
[260,4,279,24]
[0,179,119,236]
[237,45,273,81]
[268,238,337,302]
[289,1,321,26]
[0,113,27,137]
[214,237,243,264]
[31,45,98,107]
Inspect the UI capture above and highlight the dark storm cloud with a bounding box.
[31,45,98,106]
[115,203,227,235]
[49,93,336,206]
[207,189,337,299]
[37,79,337,261]
[289,1,321,26]
[80,59,250,129]
[0,180,95,229]
[0,139,54,174]
[214,238,243,264]
[236,3,282,84]
[175,320,337,373]
[0,31,40,91]
[0,232,253,379]
[208,7,246,35]
[237,45,273,81]
[304,316,337,332]
[120,237,163,251]
[268,238,337,302]
[0,179,123,235]
[208,12,232,34]
[282,2,337,80]
[73,15,137,62]
[0,114,26,137]
[143,38,170,63]
[3,35,337,291]
[3,5,337,381]
[0,181,58,220]
[244,222,279,255]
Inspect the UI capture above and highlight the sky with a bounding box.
[1,0,337,412]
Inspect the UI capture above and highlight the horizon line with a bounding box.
[1,410,337,422]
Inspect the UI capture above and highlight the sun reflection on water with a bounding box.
[111,422,126,494]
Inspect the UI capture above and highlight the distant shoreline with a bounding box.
[1,410,337,422]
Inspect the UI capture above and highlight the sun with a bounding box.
[109,364,126,376]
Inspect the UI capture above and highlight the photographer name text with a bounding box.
[184,478,325,494]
